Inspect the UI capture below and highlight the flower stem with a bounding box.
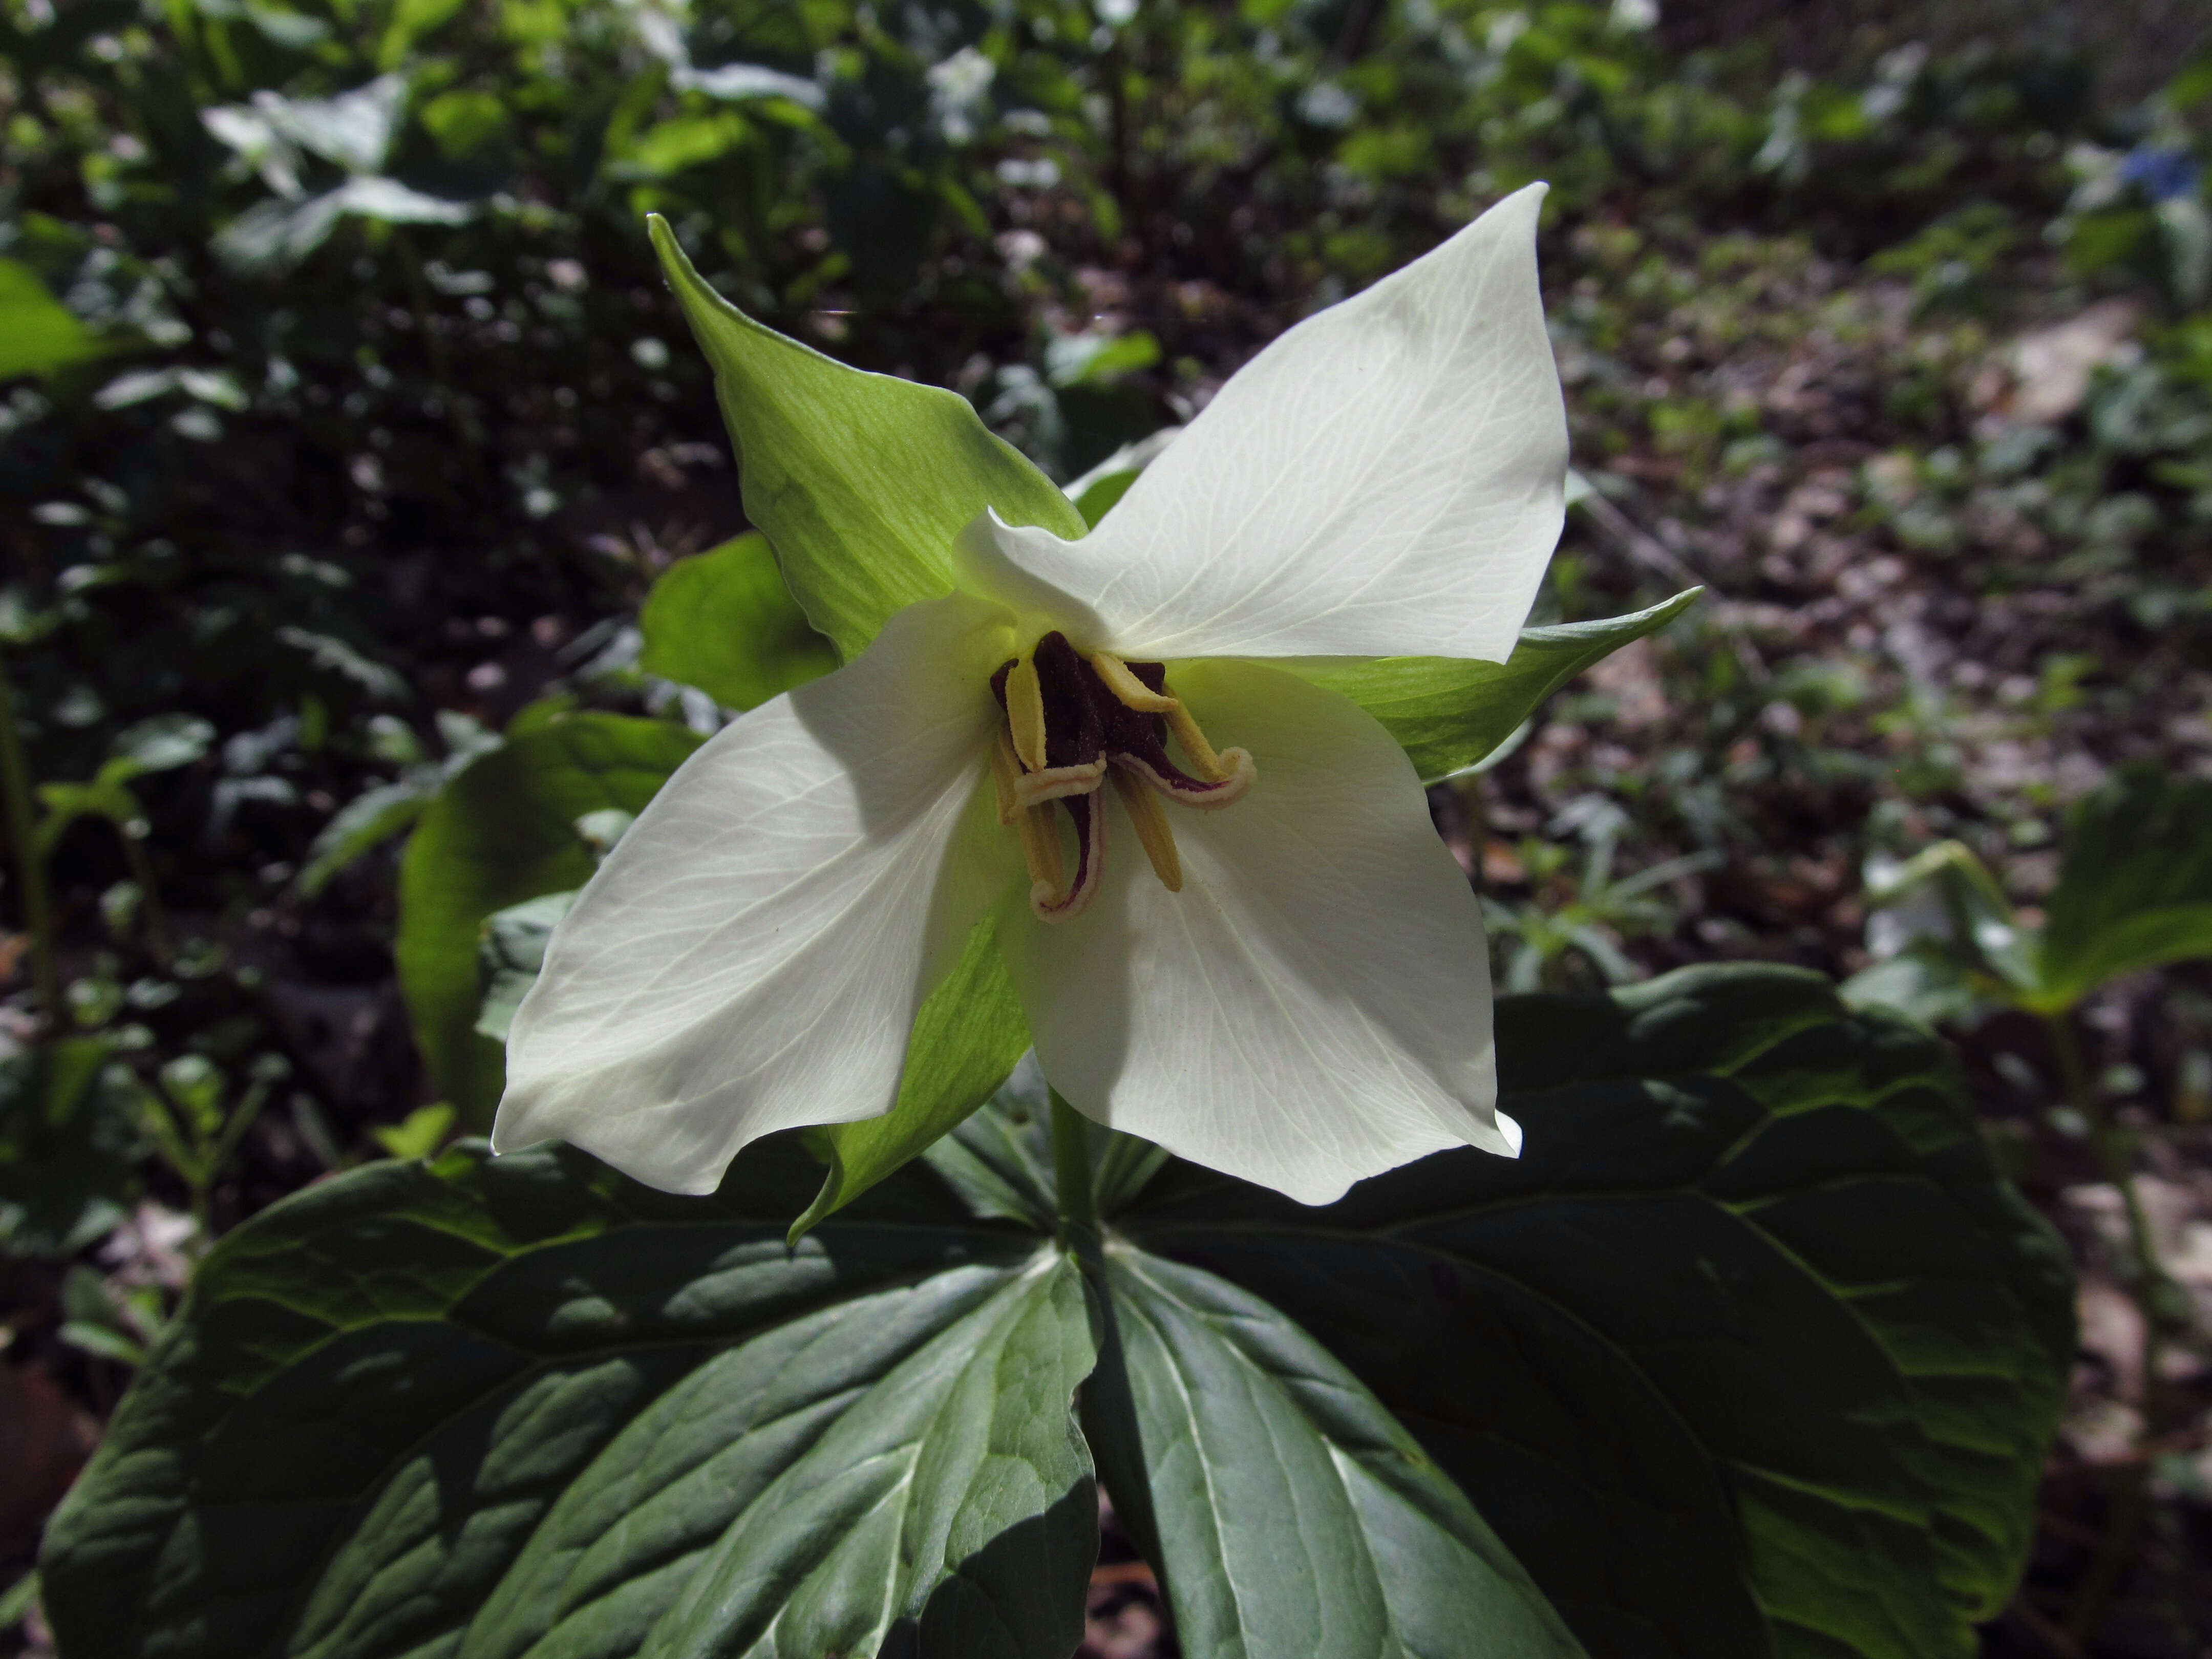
[1049,1091,1100,1259]
[0,651,62,1035]
[117,827,174,968]
[2045,1013,2178,1334]
[2045,1009,2179,1645]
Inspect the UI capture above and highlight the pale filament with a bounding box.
[990,728,1064,910]
[993,635,1256,921]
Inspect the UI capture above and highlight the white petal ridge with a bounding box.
[1008,661,1512,1204]
[963,184,1568,662]
[493,593,1016,1193]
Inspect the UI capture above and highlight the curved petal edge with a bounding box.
[494,594,1015,1194]
[970,184,1569,664]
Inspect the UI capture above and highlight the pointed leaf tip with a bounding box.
[641,216,1080,661]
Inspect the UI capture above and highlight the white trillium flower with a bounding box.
[493,184,1569,1206]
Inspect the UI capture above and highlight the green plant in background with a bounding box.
[1850,768,2212,1264]
[135,1051,284,1235]
[0,1037,145,1257]
[0,647,62,1037]
[34,714,215,964]
[1848,768,2212,1028]
[1849,768,2212,1634]
[1484,805,1721,992]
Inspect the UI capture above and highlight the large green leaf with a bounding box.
[649,216,1087,662]
[1286,590,1701,781]
[637,531,838,711]
[2032,764,2212,1011]
[396,711,703,1129]
[1114,964,2074,1659]
[39,1140,1100,1659]
[1085,1249,1587,1659]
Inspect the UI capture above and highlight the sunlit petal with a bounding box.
[1007,661,1515,1204]
[961,184,1566,662]
[495,593,1017,1193]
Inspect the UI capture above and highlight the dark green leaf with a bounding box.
[1287,590,1703,781]
[34,776,142,853]
[40,1140,1100,1659]
[2034,764,2212,1010]
[637,531,838,711]
[1086,1248,1587,1659]
[1118,964,2074,1659]
[396,712,703,1129]
[0,1570,38,1630]
[296,776,436,898]
[0,1037,144,1256]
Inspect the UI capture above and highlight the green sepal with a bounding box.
[648,215,1086,662]
[1287,589,1701,782]
[1071,467,1139,526]
[638,530,839,710]
[790,907,1031,1243]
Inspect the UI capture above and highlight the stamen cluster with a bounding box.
[988,631,1255,920]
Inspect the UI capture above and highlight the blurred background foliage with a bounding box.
[4,0,2212,1652]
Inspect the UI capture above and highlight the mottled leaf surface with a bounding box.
[1085,1247,1587,1659]
[41,1141,1099,1659]
[1116,965,2073,1659]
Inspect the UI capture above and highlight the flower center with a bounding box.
[987,631,1256,922]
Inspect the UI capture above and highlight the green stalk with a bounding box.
[2045,1010,2177,1645]
[118,828,174,967]
[2046,1013,2176,1327]
[1050,1091,1100,1263]
[0,651,62,1034]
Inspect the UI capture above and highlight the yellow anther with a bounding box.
[1005,651,1048,773]
[1112,767,1182,892]
[988,728,1023,825]
[1088,650,1177,713]
[1166,705,1228,782]
[1089,648,1236,785]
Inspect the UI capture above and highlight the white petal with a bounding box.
[494,593,1017,1193]
[961,184,1566,662]
[1007,661,1511,1205]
